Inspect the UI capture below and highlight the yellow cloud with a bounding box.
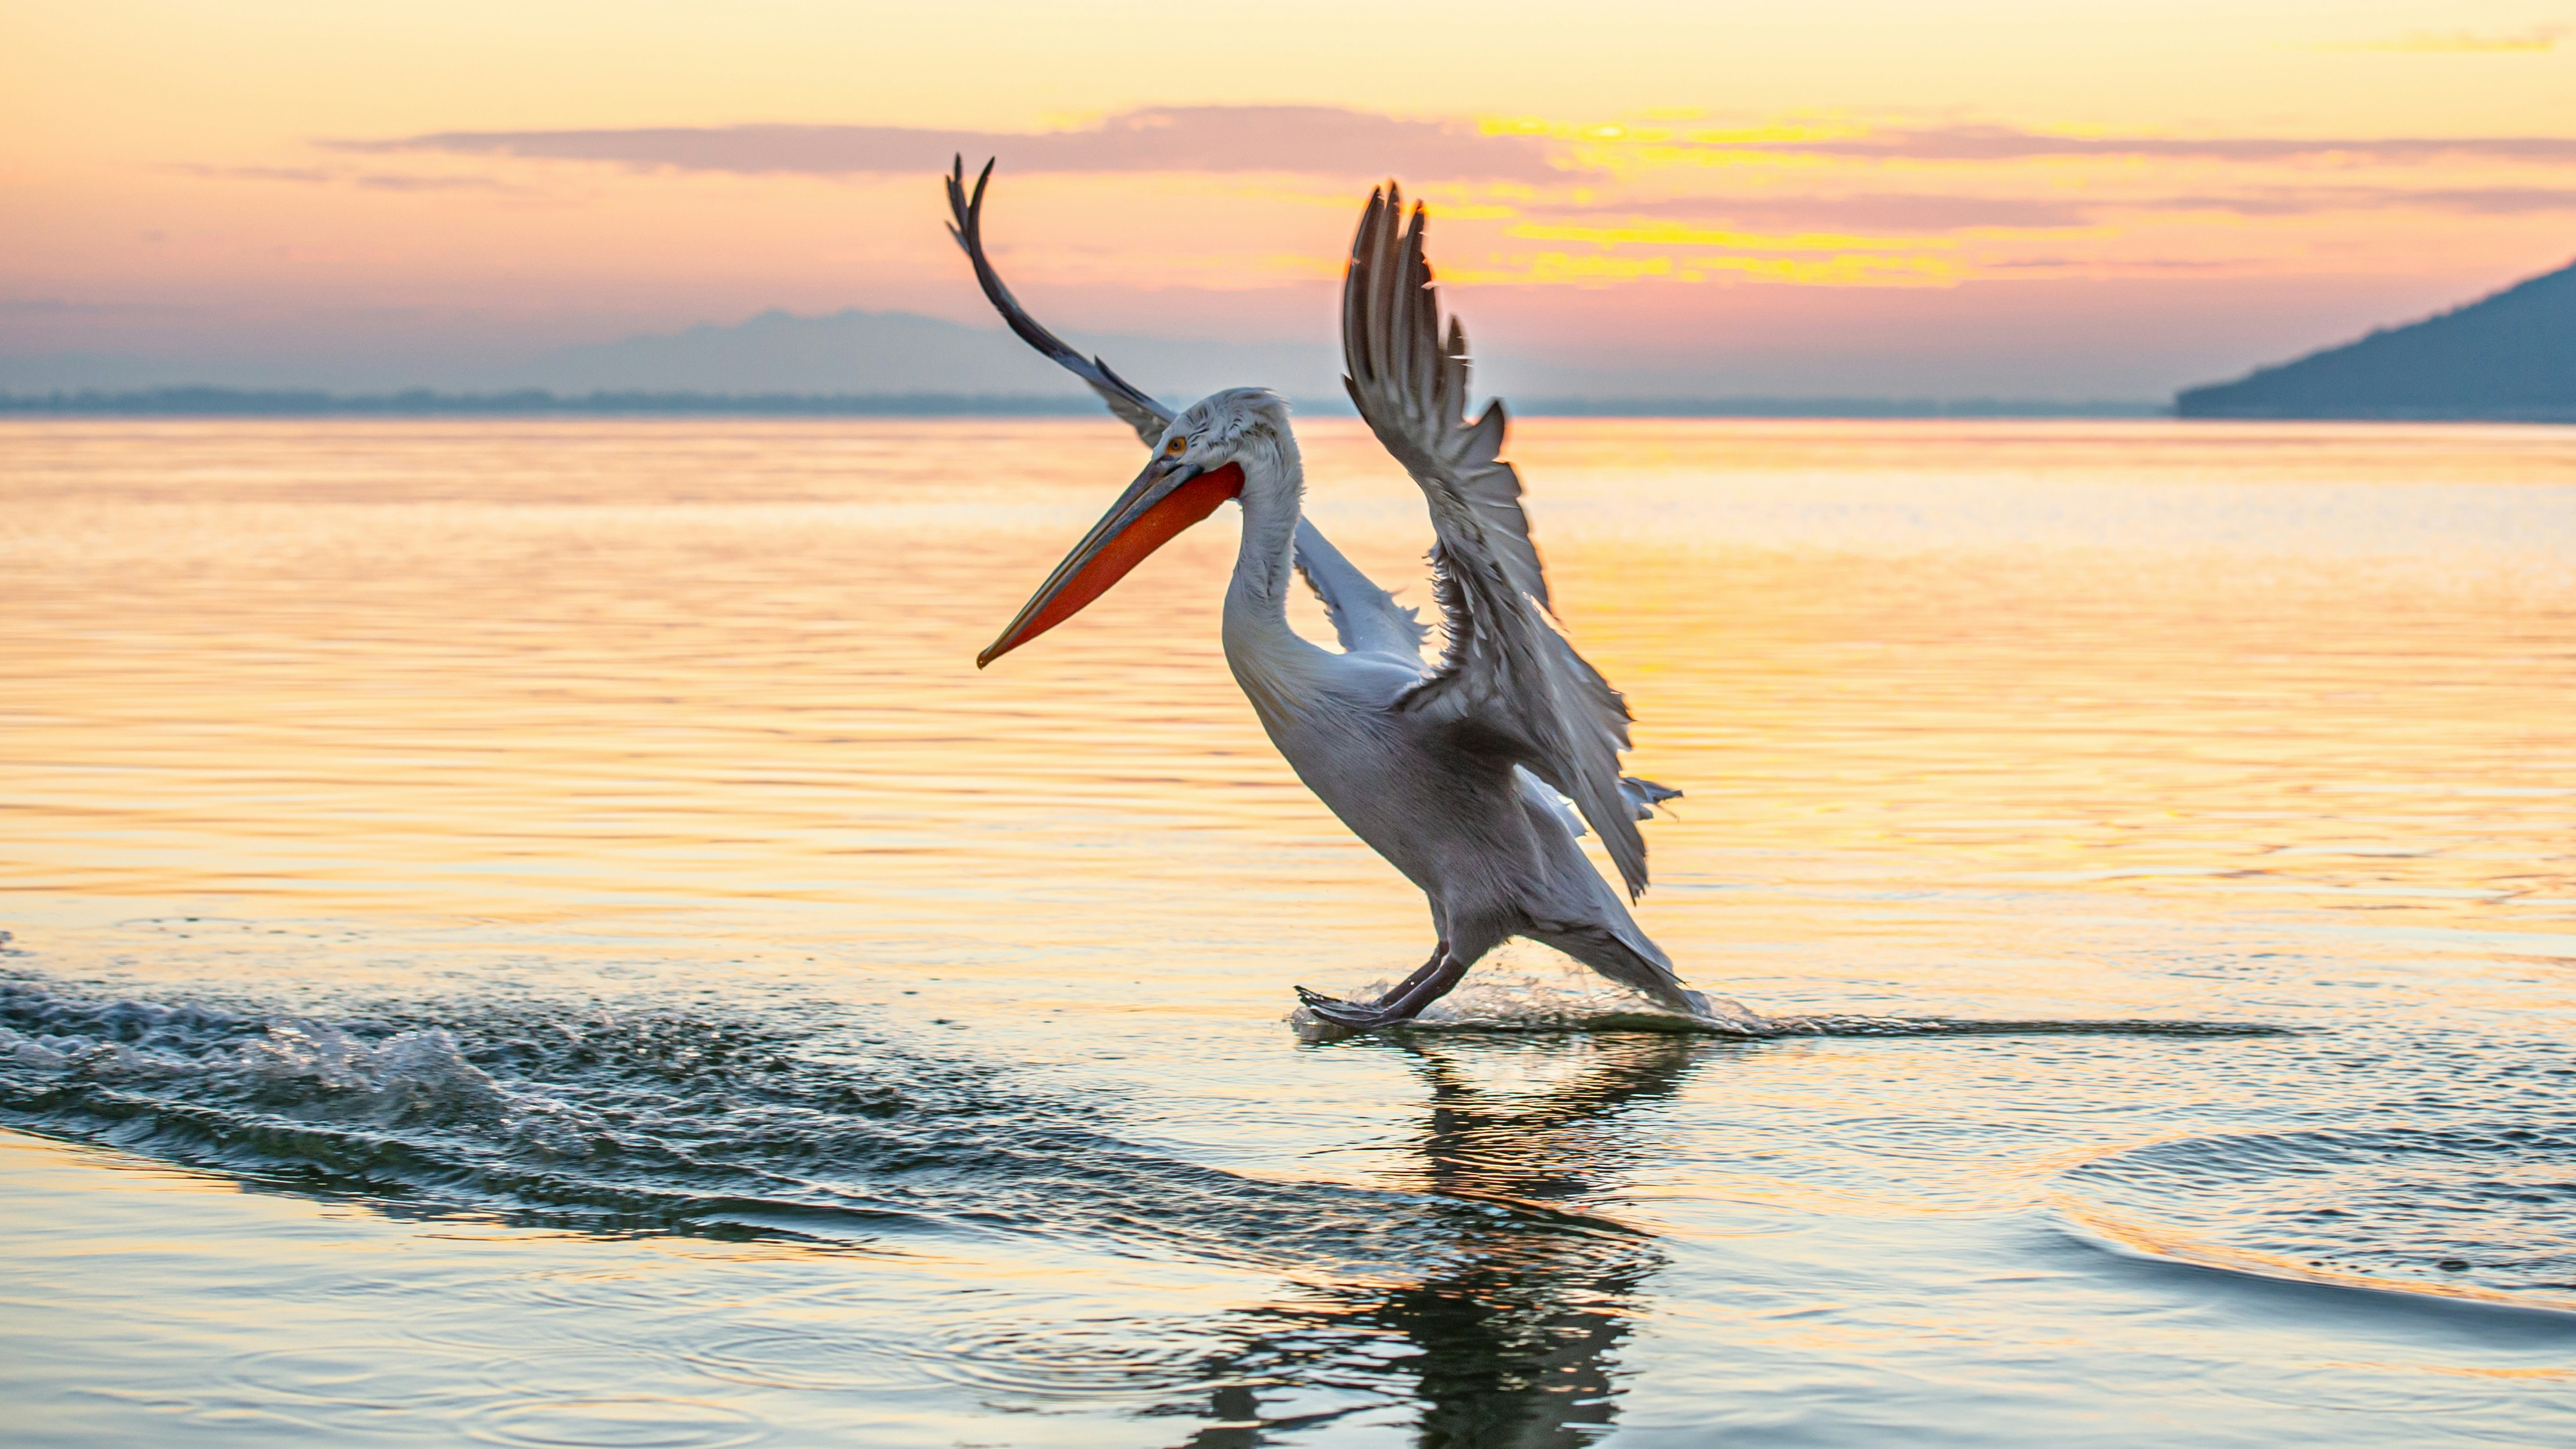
[1472,116,1876,179]
[1478,115,1860,147]
[1442,247,1957,288]
[1472,115,1675,143]
[1440,251,1676,285]
[1680,123,1873,146]
[1558,141,1832,176]
[1511,220,1948,253]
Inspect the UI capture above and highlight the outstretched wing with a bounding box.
[944,156,1431,670]
[1340,184,1652,898]
[944,156,1172,446]
[1290,521,1429,663]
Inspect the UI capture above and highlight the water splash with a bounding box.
[0,973,1631,1275]
[1289,969,2287,1041]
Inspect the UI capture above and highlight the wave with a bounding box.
[0,973,1535,1272]
[2059,1124,2576,1316]
[12,967,2564,1333]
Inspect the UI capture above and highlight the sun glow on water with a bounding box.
[2,417,2573,1443]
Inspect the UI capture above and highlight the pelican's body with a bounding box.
[948,162,1752,1030]
[1183,395,1691,1021]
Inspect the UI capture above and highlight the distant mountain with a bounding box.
[493,308,1346,401]
[0,311,1342,400]
[2176,258,2576,421]
[2,305,2166,415]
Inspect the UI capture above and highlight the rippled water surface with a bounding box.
[3,417,2574,1446]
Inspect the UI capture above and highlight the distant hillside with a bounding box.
[2176,258,2576,421]
[495,308,1346,400]
[2,306,2166,415]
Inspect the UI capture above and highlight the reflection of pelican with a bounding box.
[1171,1035,1712,1447]
[948,160,1755,1031]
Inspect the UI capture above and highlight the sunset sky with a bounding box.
[6,0,2575,397]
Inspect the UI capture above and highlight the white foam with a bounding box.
[235,1023,511,1123]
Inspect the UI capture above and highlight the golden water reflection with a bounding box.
[3,418,2568,1019]
[4,418,2575,1444]
[1175,1037,1712,1446]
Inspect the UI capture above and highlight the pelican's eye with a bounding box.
[1164,435,1187,457]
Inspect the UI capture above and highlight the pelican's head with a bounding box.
[977,388,1291,667]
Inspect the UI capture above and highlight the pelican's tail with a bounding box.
[1522,918,1699,1016]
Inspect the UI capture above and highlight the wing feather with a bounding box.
[1290,520,1429,661]
[1340,185,1652,897]
[945,158,1428,667]
[943,156,1173,447]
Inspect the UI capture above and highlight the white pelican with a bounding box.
[949,159,1757,1033]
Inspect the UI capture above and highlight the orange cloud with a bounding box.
[335,107,1564,183]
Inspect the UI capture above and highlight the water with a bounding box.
[3,417,2573,1445]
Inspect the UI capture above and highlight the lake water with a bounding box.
[3,416,2573,1446]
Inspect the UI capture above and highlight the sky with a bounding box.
[5,0,2575,398]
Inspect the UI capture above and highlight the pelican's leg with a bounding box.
[1368,953,1470,1021]
[1297,942,1445,1023]
[1296,944,1467,1030]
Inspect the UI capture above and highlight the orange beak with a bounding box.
[978,458,1246,667]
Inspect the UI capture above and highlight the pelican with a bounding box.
[948,159,1760,1033]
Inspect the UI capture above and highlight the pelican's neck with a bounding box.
[1223,425,1304,626]
[1218,423,1323,721]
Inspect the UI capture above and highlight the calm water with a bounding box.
[3,417,2573,1446]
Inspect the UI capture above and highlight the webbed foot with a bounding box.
[1294,985,1409,1030]
[1684,991,1778,1036]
